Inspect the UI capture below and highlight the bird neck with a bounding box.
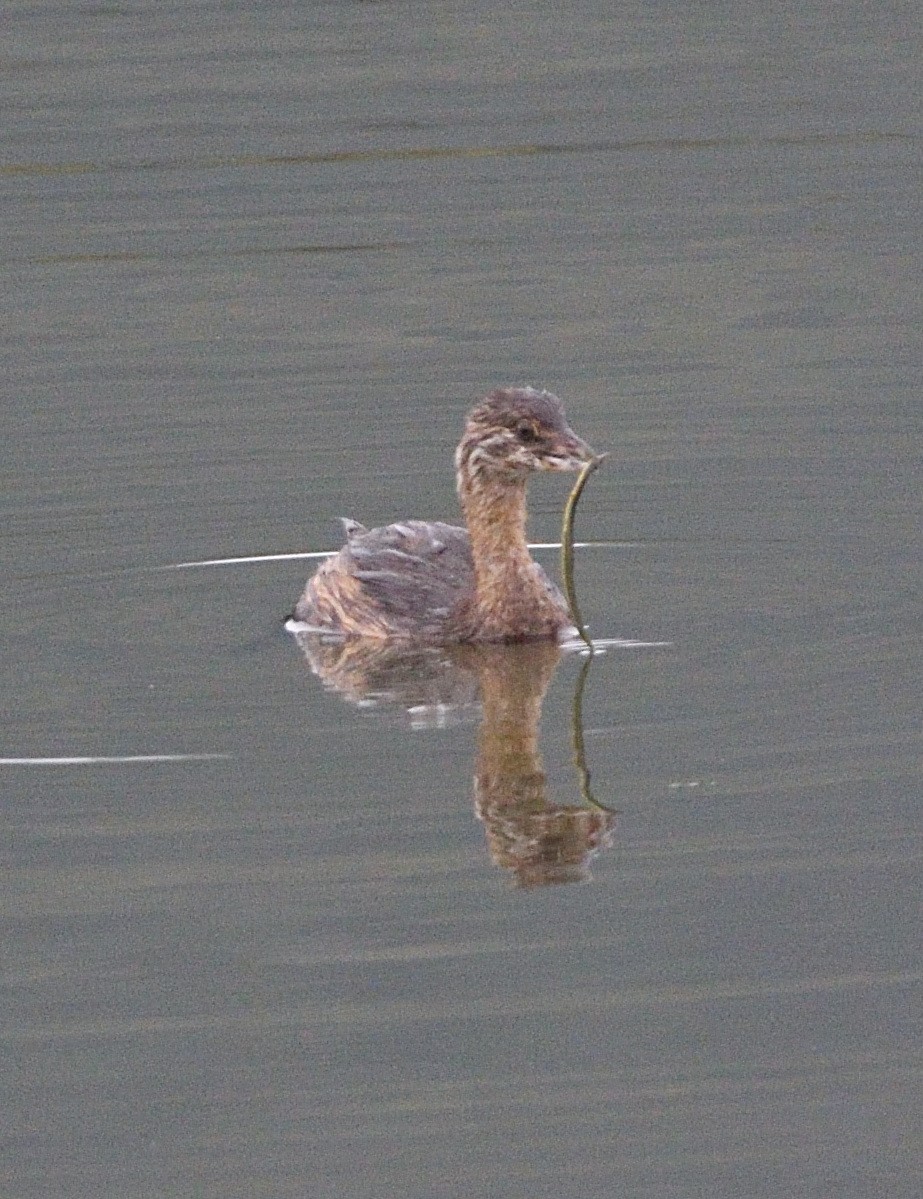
[454,464,567,641]
[458,472,535,595]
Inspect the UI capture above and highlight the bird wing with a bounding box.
[346,520,472,612]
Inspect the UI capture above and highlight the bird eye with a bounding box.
[515,421,540,444]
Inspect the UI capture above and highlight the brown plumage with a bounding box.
[290,387,596,643]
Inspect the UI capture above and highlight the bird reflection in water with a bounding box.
[293,633,615,887]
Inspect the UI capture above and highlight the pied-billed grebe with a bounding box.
[290,387,596,643]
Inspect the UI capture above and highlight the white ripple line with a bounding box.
[159,550,334,569]
[0,754,231,766]
[158,542,639,570]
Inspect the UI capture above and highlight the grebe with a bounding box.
[290,387,596,643]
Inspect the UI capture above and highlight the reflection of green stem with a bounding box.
[571,651,617,814]
[561,454,607,651]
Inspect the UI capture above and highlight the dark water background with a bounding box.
[3,3,921,1197]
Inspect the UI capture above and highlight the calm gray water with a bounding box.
[3,3,921,1197]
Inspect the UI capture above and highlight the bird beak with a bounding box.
[544,427,597,470]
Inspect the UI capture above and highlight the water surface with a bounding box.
[3,3,921,1197]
